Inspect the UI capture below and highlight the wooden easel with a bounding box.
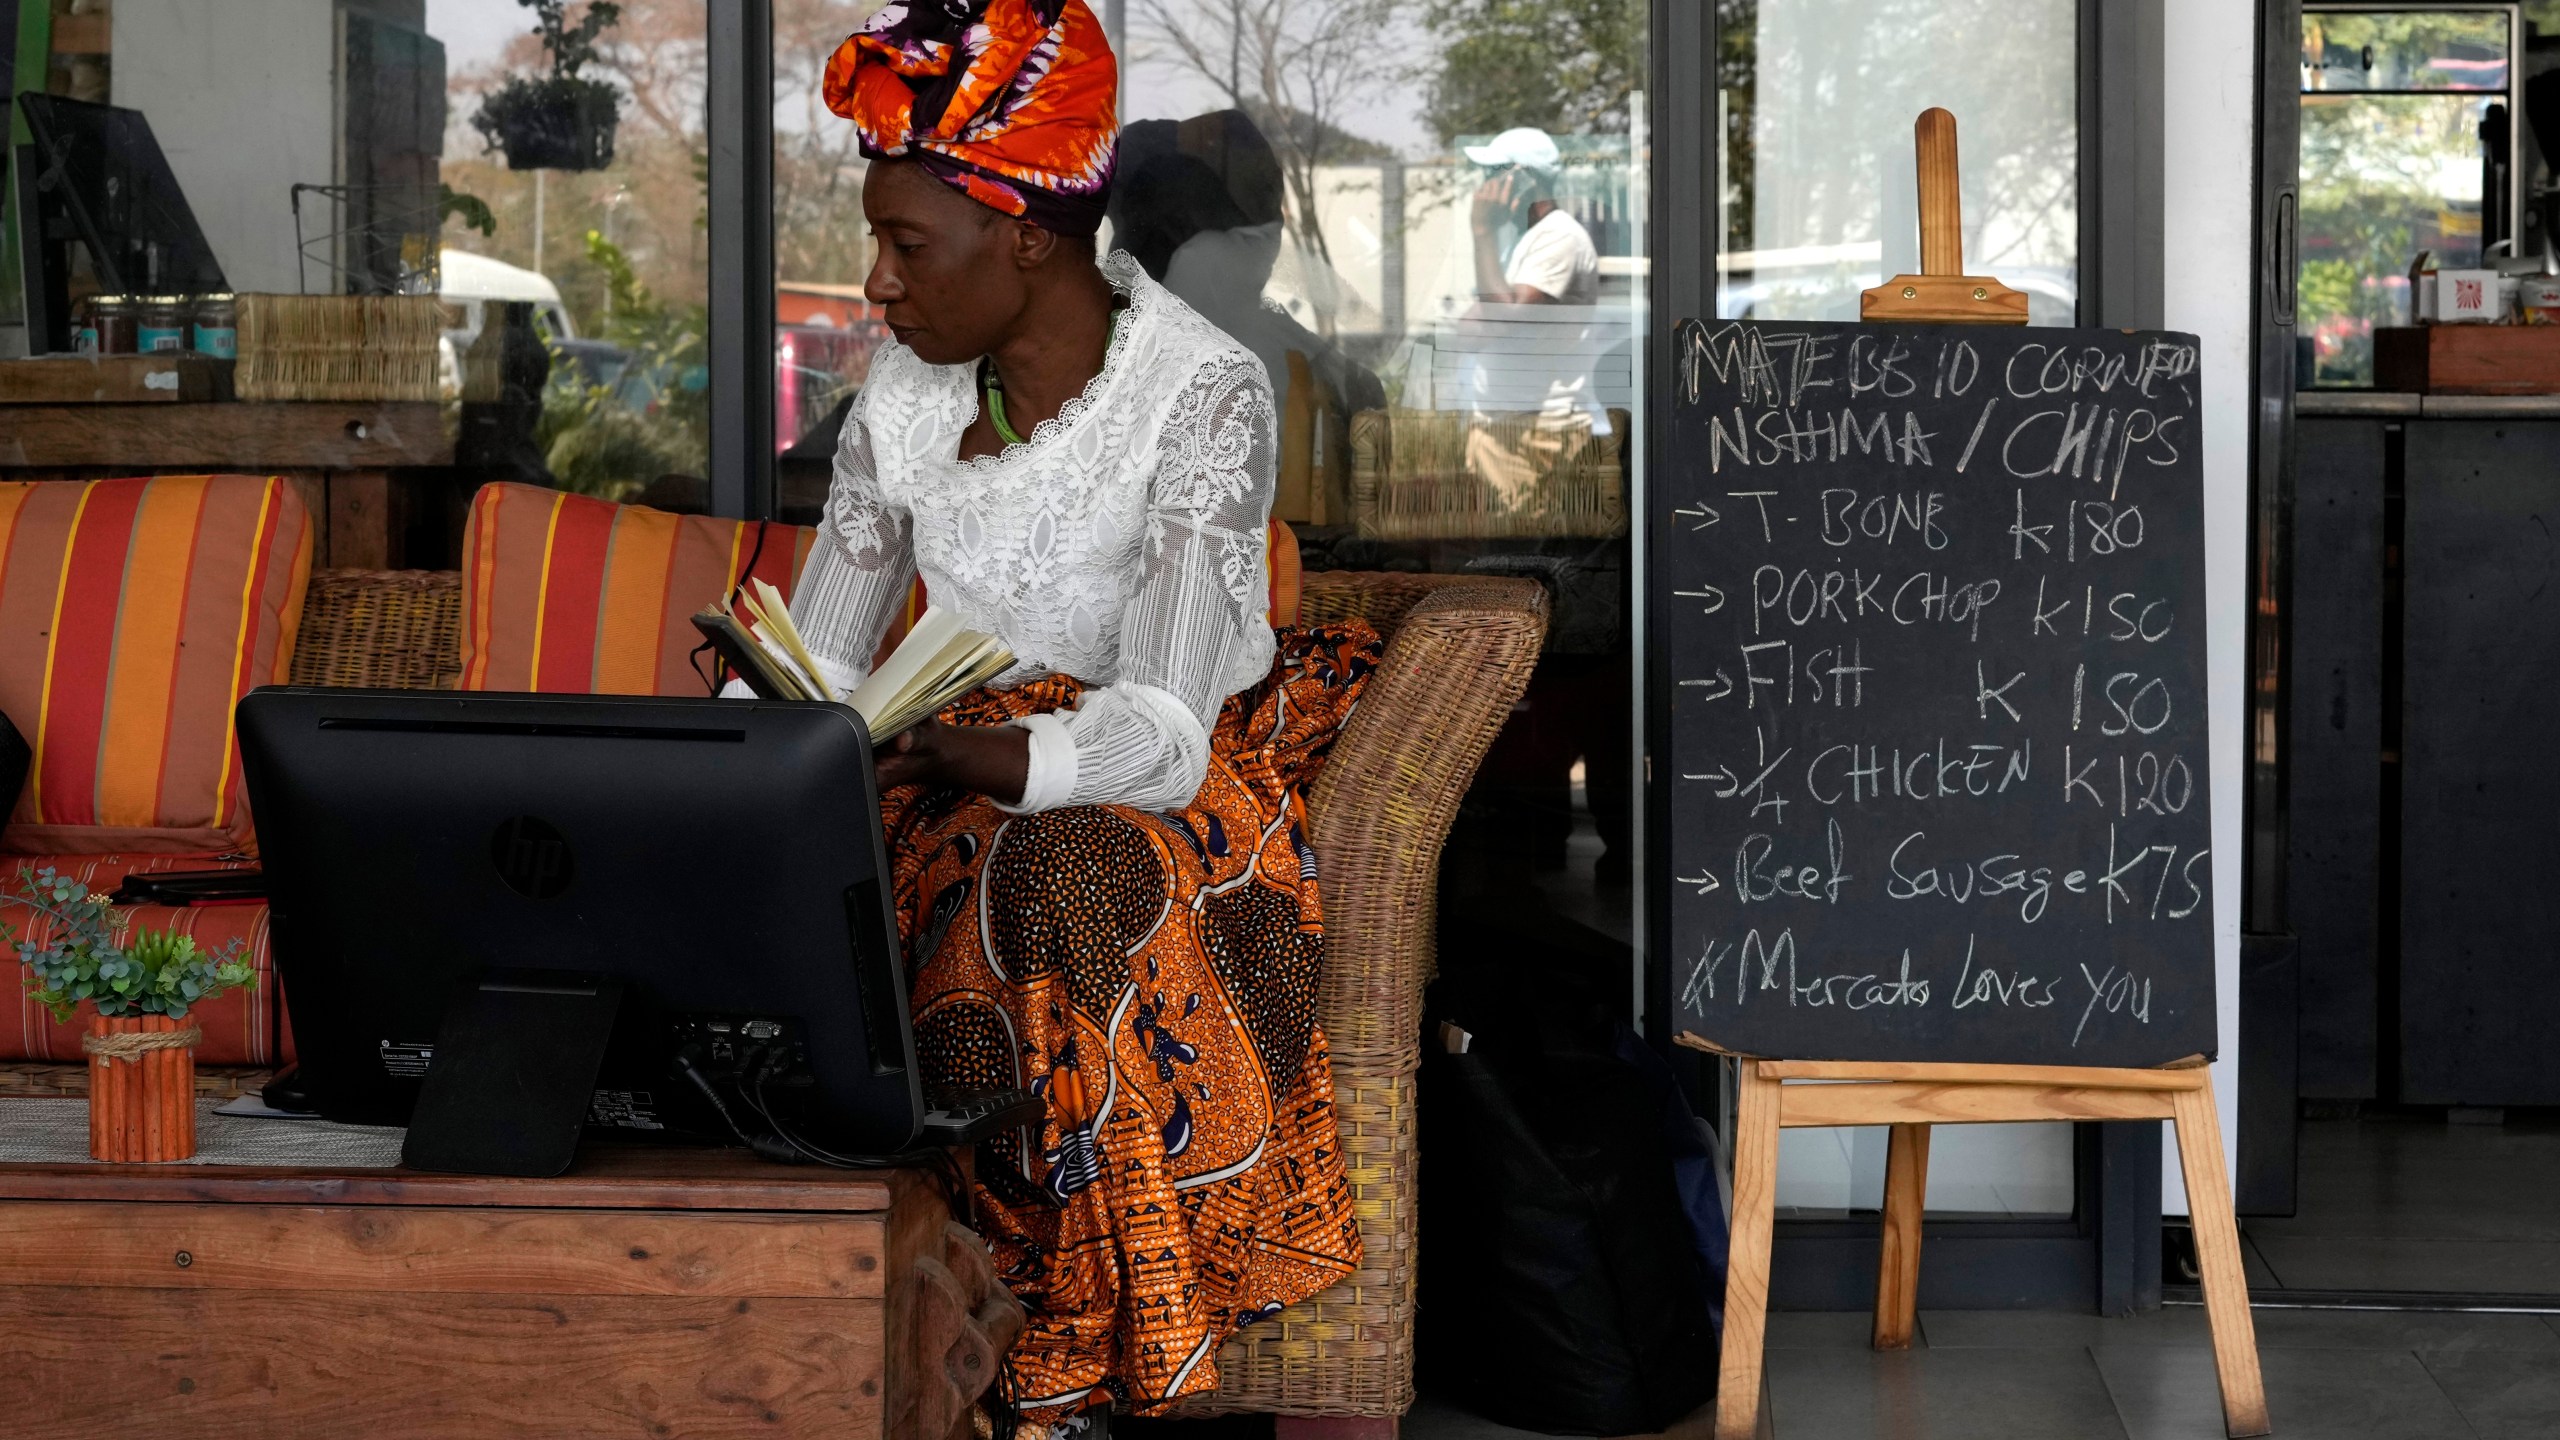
[1694,109,2271,1440]
[1859,107,2031,325]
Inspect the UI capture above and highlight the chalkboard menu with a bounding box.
[1664,319,2214,1068]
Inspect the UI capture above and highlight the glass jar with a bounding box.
[72,297,100,354]
[137,295,191,353]
[89,295,139,355]
[192,294,239,360]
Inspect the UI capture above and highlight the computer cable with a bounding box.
[672,1044,803,1166]
[739,1047,972,1218]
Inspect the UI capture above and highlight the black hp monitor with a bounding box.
[237,689,922,1176]
[10,93,228,354]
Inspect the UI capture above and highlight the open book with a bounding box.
[693,580,1014,740]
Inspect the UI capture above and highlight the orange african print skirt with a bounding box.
[885,623,1380,1419]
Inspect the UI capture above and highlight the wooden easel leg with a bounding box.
[1715,1062,1783,1440]
[2170,1084,2271,1438]
[1872,1122,1930,1350]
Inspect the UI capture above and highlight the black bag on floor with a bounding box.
[1419,944,1719,1435]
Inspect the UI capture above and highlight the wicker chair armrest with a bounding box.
[1303,574,1548,1067]
[1297,568,1450,639]
[289,569,464,691]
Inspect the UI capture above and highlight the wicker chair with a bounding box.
[288,565,1551,1434]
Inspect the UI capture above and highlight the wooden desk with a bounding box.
[0,1143,1018,1439]
[0,402,452,568]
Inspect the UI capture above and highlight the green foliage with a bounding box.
[1418,0,1645,146]
[537,229,708,500]
[471,75,623,159]
[2297,91,2488,385]
[521,0,623,82]
[2295,259,2361,336]
[471,1,624,166]
[441,184,498,238]
[4,868,254,1023]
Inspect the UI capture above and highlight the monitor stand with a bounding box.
[401,970,623,1178]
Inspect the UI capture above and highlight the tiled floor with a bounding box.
[2242,1112,2560,1294]
[1397,1305,2560,1439]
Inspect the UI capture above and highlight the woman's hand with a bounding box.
[875,720,1032,805]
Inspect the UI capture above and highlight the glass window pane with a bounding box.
[1720,0,2080,1218]
[2299,90,2500,387]
[0,3,707,550]
[774,1,882,522]
[1103,0,1652,966]
[435,0,713,507]
[2303,9,2512,93]
[1716,0,2080,327]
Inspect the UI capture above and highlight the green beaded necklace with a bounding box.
[983,303,1121,447]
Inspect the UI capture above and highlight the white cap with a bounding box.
[1462,127,1562,171]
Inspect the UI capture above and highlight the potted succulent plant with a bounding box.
[471,0,625,173]
[5,868,255,1162]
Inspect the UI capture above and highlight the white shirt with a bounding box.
[775,251,1278,814]
[1505,207,1601,306]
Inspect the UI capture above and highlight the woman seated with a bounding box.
[778,2,1371,1429]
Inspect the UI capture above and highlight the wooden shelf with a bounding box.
[0,402,451,470]
[0,355,232,404]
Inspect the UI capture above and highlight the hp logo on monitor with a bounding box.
[490,816,575,900]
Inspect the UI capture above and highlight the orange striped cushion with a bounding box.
[0,476,313,855]
[458,483,819,695]
[1266,517,1302,626]
[870,518,1306,664]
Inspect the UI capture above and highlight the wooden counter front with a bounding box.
[0,1142,1018,1439]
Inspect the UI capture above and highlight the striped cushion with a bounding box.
[0,853,279,1066]
[1266,518,1302,627]
[0,477,313,855]
[458,483,818,695]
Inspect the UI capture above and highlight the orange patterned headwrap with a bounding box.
[824,0,1118,236]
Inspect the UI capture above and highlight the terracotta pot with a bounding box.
[84,1014,198,1163]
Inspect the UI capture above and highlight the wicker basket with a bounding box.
[0,1061,269,1100]
[1350,407,1630,541]
[235,294,443,403]
[288,570,463,689]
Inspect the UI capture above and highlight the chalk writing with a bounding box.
[1667,319,2213,1067]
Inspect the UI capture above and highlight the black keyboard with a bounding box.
[920,1086,1044,1145]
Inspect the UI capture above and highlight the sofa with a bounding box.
[2,475,1549,1430]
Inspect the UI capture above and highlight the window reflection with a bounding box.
[2303,9,2513,93]
[1111,0,1652,956]
[0,1,712,537]
[1715,0,2078,327]
[773,0,885,502]
[435,0,714,502]
[2296,7,2520,388]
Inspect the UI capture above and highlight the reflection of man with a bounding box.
[1455,124,1607,500]
[1467,127,1598,306]
[1109,111,1384,523]
[1454,129,1626,890]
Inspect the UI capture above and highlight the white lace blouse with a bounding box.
[780,251,1278,813]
